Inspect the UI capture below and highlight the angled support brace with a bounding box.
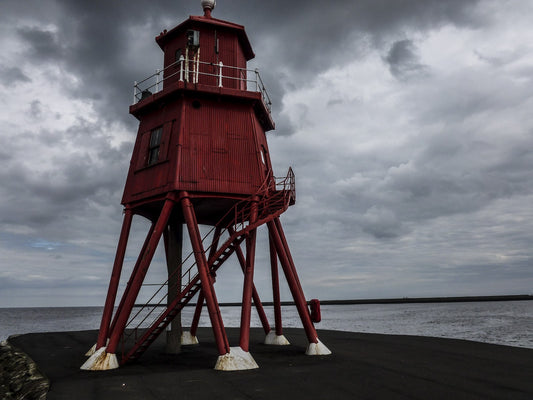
[96,208,133,350]
[188,226,223,341]
[109,222,155,335]
[82,199,175,370]
[230,227,271,335]
[107,198,175,355]
[269,230,283,337]
[181,193,230,356]
[239,197,259,351]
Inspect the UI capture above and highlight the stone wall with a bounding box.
[0,340,49,399]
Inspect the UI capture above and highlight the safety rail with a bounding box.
[121,168,295,355]
[132,56,272,112]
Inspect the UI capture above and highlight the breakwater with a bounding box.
[0,340,49,400]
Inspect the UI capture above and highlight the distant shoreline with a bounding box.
[217,294,533,307]
[2,294,531,309]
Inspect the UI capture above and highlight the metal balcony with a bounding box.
[133,56,272,113]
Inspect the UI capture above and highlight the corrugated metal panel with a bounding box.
[122,109,180,204]
[179,99,263,194]
[218,33,242,90]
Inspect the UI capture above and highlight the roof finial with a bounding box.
[201,0,216,18]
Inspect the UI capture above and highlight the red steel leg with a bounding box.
[232,232,270,334]
[109,222,155,334]
[274,217,303,291]
[267,219,319,344]
[190,291,204,337]
[239,199,259,351]
[96,208,133,349]
[106,199,175,354]
[190,227,221,337]
[269,231,283,336]
[181,194,230,355]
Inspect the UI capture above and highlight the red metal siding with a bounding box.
[124,17,269,205]
[122,104,182,204]
[161,24,247,90]
[179,100,263,194]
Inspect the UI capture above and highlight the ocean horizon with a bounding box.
[2,300,532,349]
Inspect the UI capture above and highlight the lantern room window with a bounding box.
[147,126,163,165]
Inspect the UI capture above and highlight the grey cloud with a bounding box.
[29,100,42,118]
[5,0,483,129]
[0,120,129,233]
[17,26,64,61]
[0,65,31,87]
[384,39,428,80]
[1,0,532,304]
[361,206,405,239]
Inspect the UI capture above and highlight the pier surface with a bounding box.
[7,327,533,399]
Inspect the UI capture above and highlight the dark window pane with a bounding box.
[148,148,159,165]
[147,126,163,165]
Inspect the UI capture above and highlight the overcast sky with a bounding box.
[1,0,532,307]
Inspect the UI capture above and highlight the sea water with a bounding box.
[1,301,532,349]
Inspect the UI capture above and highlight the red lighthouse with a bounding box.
[82,1,330,371]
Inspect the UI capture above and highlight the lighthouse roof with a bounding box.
[155,15,255,61]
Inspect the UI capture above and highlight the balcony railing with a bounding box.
[133,55,272,112]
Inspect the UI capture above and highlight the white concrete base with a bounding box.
[80,347,119,370]
[85,338,109,356]
[306,339,332,356]
[181,331,199,345]
[85,343,96,357]
[264,331,290,346]
[214,347,259,371]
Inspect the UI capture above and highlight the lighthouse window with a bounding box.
[147,126,163,165]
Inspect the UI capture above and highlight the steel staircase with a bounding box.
[120,169,295,363]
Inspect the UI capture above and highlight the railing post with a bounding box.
[218,62,223,87]
[179,55,184,82]
[185,49,189,83]
[255,69,259,92]
[155,69,160,92]
[133,81,138,104]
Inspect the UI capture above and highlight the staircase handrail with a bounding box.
[122,168,295,347]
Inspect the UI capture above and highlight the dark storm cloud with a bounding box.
[0,120,129,229]
[384,39,428,80]
[17,26,64,60]
[1,0,532,305]
[7,0,483,129]
[0,65,31,87]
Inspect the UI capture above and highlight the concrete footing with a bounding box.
[214,347,259,371]
[181,331,199,345]
[264,331,290,345]
[80,347,119,371]
[85,343,96,357]
[306,339,332,355]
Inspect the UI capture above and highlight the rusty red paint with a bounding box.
[91,9,330,370]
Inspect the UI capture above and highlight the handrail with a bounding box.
[132,56,272,112]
